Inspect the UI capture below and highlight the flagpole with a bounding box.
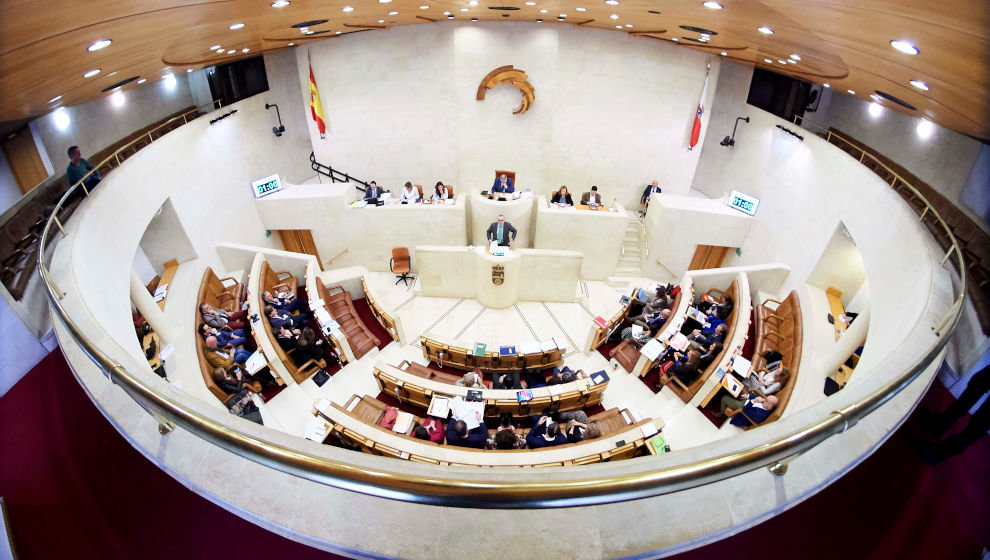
[688,61,711,151]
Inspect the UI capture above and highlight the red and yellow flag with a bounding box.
[309,58,326,138]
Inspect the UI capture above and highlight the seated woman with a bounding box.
[698,342,724,371]
[488,413,525,449]
[551,185,573,207]
[400,181,420,203]
[432,181,450,202]
[558,410,603,443]
[292,327,325,368]
[662,350,701,388]
[212,367,263,423]
[743,367,790,396]
[412,417,445,443]
[525,415,568,448]
[455,369,485,388]
[200,302,247,330]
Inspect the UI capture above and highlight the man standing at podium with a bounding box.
[486,215,516,247]
[492,173,514,194]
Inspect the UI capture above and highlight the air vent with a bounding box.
[292,19,329,28]
[679,25,717,35]
[101,76,141,92]
[874,90,917,111]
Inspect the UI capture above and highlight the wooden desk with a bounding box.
[826,287,847,340]
[574,204,611,211]
[155,258,178,309]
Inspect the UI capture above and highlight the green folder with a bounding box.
[649,435,668,455]
[474,342,487,356]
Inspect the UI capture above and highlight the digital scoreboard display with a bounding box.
[251,173,282,199]
[727,189,760,216]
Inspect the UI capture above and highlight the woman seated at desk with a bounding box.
[659,350,701,389]
[292,327,326,368]
[432,181,450,202]
[551,185,573,207]
[400,181,420,203]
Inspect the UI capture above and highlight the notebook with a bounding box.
[499,345,516,356]
[517,389,534,402]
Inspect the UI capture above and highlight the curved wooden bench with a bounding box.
[254,262,322,384]
[260,261,297,298]
[361,276,399,341]
[421,335,564,373]
[665,280,738,403]
[610,287,683,373]
[317,395,653,467]
[195,267,255,404]
[743,290,803,429]
[315,278,380,359]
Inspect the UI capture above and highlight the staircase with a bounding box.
[614,218,645,277]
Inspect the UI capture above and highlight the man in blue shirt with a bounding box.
[66,145,101,191]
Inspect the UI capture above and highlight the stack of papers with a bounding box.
[732,355,752,375]
[640,339,664,361]
[393,411,414,434]
[540,339,557,352]
[304,416,330,442]
[428,396,450,418]
[449,396,484,430]
[518,341,541,355]
[669,332,689,352]
[309,298,324,311]
[244,350,267,374]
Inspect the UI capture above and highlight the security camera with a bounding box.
[272,125,285,137]
[720,136,734,147]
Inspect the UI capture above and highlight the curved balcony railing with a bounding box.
[35,106,967,509]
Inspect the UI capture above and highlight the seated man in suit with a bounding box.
[262,290,308,316]
[722,394,778,427]
[491,173,514,194]
[641,179,662,209]
[688,323,727,352]
[363,180,383,200]
[204,336,252,368]
[486,215,517,247]
[526,415,568,448]
[266,305,306,331]
[445,417,488,448]
[581,185,603,206]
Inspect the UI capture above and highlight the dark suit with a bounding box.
[486,221,517,246]
[364,185,383,200]
[551,192,573,205]
[492,177,514,193]
[641,184,662,204]
[581,191,602,205]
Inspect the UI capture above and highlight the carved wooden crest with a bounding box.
[476,65,535,115]
[492,264,505,286]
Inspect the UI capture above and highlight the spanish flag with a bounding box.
[308,55,326,138]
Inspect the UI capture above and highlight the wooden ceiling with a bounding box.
[1,0,987,140]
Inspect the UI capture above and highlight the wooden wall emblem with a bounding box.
[492,264,505,286]
[476,65,535,115]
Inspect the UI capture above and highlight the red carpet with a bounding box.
[1,351,987,559]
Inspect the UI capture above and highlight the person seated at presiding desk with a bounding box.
[492,173,514,194]
[486,215,517,247]
[199,323,252,349]
[432,181,450,202]
[364,180,384,201]
[526,415,568,448]
[551,185,573,207]
[400,181,420,204]
[263,290,308,316]
[266,305,307,331]
[721,393,779,427]
[204,336,252,368]
[581,185,603,206]
[200,302,247,330]
[446,417,488,448]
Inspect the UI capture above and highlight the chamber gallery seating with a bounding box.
[361,277,399,342]
[260,261,298,298]
[194,266,257,403]
[317,394,654,467]
[610,287,683,374]
[314,277,380,359]
[420,336,564,373]
[744,290,803,429]
[664,280,739,403]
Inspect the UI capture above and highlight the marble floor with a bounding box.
[258,271,740,451]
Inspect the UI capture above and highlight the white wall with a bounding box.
[806,224,867,306]
[34,73,196,177]
[300,22,720,210]
[691,60,755,199]
[812,92,987,232]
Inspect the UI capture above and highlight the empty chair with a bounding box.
[391,247,412,286]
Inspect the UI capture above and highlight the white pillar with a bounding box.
[819,307,870,385]
[130,269,176,341]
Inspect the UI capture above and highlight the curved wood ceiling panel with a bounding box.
[0,0,987,139]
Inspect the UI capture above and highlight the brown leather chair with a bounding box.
[390,247,412,286]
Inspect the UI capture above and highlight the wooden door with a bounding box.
[275,230,323,270]
[1,126,48,194]
[688,245,731,271]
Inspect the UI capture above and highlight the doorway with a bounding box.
[688,245,732,271]
[275,229,323,270]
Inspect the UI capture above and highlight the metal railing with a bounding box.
[310,152,369,191]
[34,109,968,509]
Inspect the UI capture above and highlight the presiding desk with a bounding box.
[414,245,582,308]
[534,196,629,280]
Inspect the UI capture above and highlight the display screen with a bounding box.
[252,173,282,198]
[728,189,760,216]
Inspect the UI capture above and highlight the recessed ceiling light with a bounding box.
[757,26,773,35]
[847,89,856,94]
[242,47,250,52]
[869,102,882,117]
[379,0,391,2]
[698,37,708,42]
[763,58,771,63]
[378,19,385,22]
[389,10,398,15]
[461,8,469,11]
[163,74,177,89]
[910,80,930,91]
[229,23,245,30]
[671,37,678,42]
[610,13,619,19]
[916,119,933,139]
[443,11,450,15]
[625,24,632,27]
[890,40,919,55]
[469,0,479,5]
[83,69,101,78]
[787,59,796,64]
[210,44,221,50]
[288,42,295,46]
[777,59,787,64]
[49,95,62,103]
[336,30,342,34]
[342,6,354,12]
[605,0,619,5]
[720,51,727,56]
[420,5,429,9]
[789,53,801,60]
[526,1,536,5]
[703,1,723,9]
[137,78,146,84]
[53,107,70,130]
[576,7,586,11]
[615,25,622,28]
[823,83,830,88]
[227,49,235,54]
[217,50,226,54]
[87,39,112,52]
[272,0,290,6]
[187,68,193,72]
[540,8,547,13]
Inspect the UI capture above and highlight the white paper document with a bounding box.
[244,350,267,374]
[158,343,175,361]
[640,339,664,361]
[304,416,330,442]
[449,396,484,430]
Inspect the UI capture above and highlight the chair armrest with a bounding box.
[397,360,411,370]
[217,292,236,304]
[297,359,323,377]
[760,298,783,312]
[705,288,725,301]
[272,282,291,294]
[218,276,239,288]
[275,271,293,281]
[389,258,396,273]
[668,375,689,392]
[764,330,785,344]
